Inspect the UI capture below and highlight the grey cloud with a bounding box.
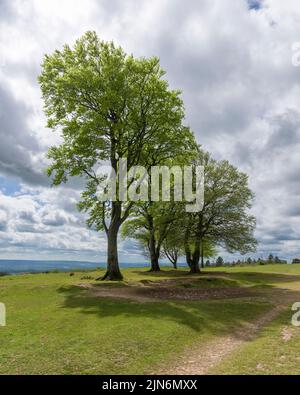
[0,0,15,21]
[0,84,48,185]
[14,223,48,233]
[42,212,67,227]
[267,110,300,149]
[284,206,300,217]
[18,210,37,223]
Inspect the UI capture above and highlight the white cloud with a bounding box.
[1,0,300,261]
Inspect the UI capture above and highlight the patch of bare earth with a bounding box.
[281,326,296,342]
[84,283,259,303]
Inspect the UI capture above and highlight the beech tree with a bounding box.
[182,150,257,273]
[162,231,184,269]
[121,202,179,272]
[39,31,195,280]
[121,151,198,272]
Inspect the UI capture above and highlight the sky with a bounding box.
[1,0,300,263]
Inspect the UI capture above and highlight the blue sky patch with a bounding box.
[0,176,21,196]
[247,0,262,10]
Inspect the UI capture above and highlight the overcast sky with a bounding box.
[1,0,300,263]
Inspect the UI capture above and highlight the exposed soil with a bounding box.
[83,278,260,302]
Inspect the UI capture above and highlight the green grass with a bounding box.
[176,277,240,288]
[1,265,300,374]
[215,309,300,375]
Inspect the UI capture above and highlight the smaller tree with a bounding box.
[182,150,257,274]
[122,202,179,272]
[246,257,253,265]
[216,256,224,267]
[268,254,274,264]
[162,232,184,269]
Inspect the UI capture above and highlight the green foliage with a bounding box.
[216,256,224,267]
[39,31,197,232]
[122,201,180,261]
[182,149,257,261]
[39,31,197,278]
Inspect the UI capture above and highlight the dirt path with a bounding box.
[156,303,287,375]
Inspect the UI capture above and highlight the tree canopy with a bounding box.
[39,31,197,280]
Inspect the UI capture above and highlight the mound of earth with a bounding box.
[82,279,260,302]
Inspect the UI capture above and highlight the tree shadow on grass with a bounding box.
[57,284,276,336]
[132,268,300,285]
[212,271,300,286]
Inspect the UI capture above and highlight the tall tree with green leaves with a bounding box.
[183,150,257,273]
[39,31,195,280]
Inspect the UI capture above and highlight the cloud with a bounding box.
[0,84,47,185]
[1,0,300,261]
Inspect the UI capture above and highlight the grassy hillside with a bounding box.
[0,265,299,374]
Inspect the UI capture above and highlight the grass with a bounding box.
[0,265,300,374]
[214,308,300,375]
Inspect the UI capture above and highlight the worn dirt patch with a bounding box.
[281,326,296,342]
[85,282,259,302]
[77,275,260,303]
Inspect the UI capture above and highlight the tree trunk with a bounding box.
[200,242,204,268]
[184,227,192,268]
[173,257,178,270]
[149,236,161,271]
[173,251,178,269]
[150,255,161,272]
[147,215,161,272]
[189,260,201,273]
[189,239,201,274]
[185,251,192,268]
[100,225,123,281]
